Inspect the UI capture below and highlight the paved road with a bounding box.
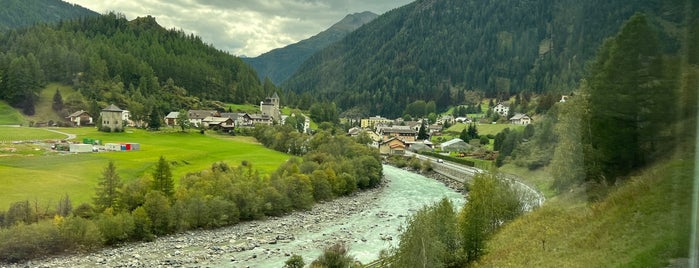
[45,128,77,140]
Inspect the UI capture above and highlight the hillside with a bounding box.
[475,156,693,267]
[243,11,378,85]
[0,13,267,119]
[0,0,97,32]
[282,0,683,117]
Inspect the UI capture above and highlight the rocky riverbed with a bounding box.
[4,165,465,268]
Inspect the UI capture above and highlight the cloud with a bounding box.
[64,0,412,57]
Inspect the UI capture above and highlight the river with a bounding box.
[9,165,464,268]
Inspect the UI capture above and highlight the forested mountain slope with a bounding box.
[282,0,684,117]
[243,11,378,85]
[0,13,267,118]
[0,0,97,32]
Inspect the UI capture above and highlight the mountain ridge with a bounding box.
[282,0,682,118]
[243,11,378,85]
[0,0,98,32]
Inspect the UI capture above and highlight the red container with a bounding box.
[125,144,132,150]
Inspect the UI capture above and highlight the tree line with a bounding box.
[0,12,272,119]
[0,127,382,263]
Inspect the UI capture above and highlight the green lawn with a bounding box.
[444,122,523,136]
[224,103,259,113]
[0,126,67,142]
[0,128,290,210]
[0,102,26,125]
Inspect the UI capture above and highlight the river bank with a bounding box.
[4,166,464,268]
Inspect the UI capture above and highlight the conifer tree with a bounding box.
[52,89,63,112]
[94,161,123,211]
[586,13,675,181]
[151,156,174,197]
[417,120,429,140]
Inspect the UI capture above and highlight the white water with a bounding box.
[214,165,465,267]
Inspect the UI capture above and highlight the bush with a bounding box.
[311,243,358,268]
[480,136,490,145]
[96,209,135,245]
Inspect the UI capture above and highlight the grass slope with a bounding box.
[0,128,289,210]
[27,83,76,124]
[0,102,26,125]
[0,126,66,142]
[475,157,693,267]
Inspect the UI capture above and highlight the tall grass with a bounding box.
[475,159,693,267]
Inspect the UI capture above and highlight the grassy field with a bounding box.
[0,126,67,142]
[477,158,693,267]
[224,103,259,113]
[0,102,26,125]
[444,122,523,136]
[0,127,290,210]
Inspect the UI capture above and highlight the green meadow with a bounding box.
[0,102,26,125]
[0,127,290,210]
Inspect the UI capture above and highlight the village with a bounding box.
[57,91,543,159]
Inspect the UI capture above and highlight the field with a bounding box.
[444,122,523,136]
[0,127,290,210]
[0,126,67,142]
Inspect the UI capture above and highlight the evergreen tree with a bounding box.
[151,156,174,197]
[586,13,675,181]
[467,123,479,140]
[417,120,429,140]
[52,89,63,112]
[94,161,123,211]
[148,108,162,131]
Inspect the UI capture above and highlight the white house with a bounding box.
[494,102,509,117]
[509,113,532,125]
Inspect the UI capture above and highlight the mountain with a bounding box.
[0,13,266,117]
[282,0,683,118]
[243,11,378,85]
[0,0,98,32]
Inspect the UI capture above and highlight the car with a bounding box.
[437,159,444,163]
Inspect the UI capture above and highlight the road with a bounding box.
[45,128,77,140]
[405,151,545,210]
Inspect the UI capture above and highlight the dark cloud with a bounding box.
[65,0,412,56]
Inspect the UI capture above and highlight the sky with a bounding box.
[63,0,413,57]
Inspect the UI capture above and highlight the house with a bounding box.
[454,117,471,123]
[440,138,472,152]
[360,116,393,128]
[379,137,408,155]
[510,113,532,125]
[65,110,92,126]
[494,102,510,117]
[379,126,418,142]
[164,112,179,126]
[243,113,273,126]
[428,124,443,134]
[122,110,132,126]
[187,110,218,127]
[202,116,235,132]
[100,104,124,132]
